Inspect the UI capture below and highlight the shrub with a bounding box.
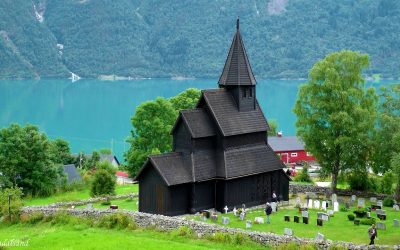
[97,213,135,230]
[232,233,249,245]
[172,226,193,237]
[277,242,317,250]
[25,212,45,224]
[294,166,312,183]
[348,173,370,191]
[90,169,116,197]
[380,172,394,194]
[0,187,24,222]
[50,212,76,225]
[211,232,232,244]
[347,214,355,221]
[340,207,348,212]
[101,200,111,206]
[360,218,375,225]
[328,244,347,250]
[353,209,367,218]
[383,197,395,207]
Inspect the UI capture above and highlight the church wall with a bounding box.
[223,132,266,149]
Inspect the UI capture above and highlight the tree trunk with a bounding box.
[331,171,338,195]
[395,184,400,202]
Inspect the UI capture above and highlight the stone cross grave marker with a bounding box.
[314,200,320,210]
[233,207,237,216]
[222,217,230,225]
[358,198,365,208]
[284,228,293,236]
[370,197,377,203]
[224,206,228,214]
[271,202,277,212]
[321,201,327,211]
[376,222,386,230]
[246,220,252,229]
[333,201,339,212]
[315,232,325,241]
[393,219,399,227]
[308,199,313,209]
[393,204,399,211]
[254,217,264,224]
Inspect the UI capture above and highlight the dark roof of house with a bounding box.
[218,19,256,86]
[145,152,192,186]
[201,88,269,136]
[268,136,305,152]
[224,144,285,179]
[63,164,82,183]
[172,109,216,138]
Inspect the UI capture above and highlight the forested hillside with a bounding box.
[0,0,399,79]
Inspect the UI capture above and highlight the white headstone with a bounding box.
[322,214,329,221]
[222,217,230,225]
[224,206,228,214]
[393,204,399,211]
[321,201,327,211]
[327,210,334,216]
[201,215,207,222]
[377,200,383,207]
[314,200,320,210]
[333,201,339,212]
[358,198,365,207]
[370,197,377,203]
[308,199,313,209]
[254,217,264,224]
[302,210,309,218]
[315,232,325,241]
[233,207,238,216]
[351,195,357,201]
[245,220,252,228]
[271,202,277,212]
[376,222,386,230]
[240,212,245,221]
[284,228,293,236]
[331,193,337,203]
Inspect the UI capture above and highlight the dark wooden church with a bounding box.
[135,19,289,216]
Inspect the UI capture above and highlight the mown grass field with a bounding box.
[0,223,270,250]
[24,185,138,206]
[188,202,400,245]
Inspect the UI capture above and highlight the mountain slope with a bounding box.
[1,0,399,79]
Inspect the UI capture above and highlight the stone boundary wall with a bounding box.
[289,184,390,200]
[20,207,398,250]
[28,193,138,209]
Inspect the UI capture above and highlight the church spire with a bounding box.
[218,18,256,86]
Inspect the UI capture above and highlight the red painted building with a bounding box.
[268,134,315,164]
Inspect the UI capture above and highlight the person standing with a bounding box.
[368,224,377,245]
[265,203,272,224]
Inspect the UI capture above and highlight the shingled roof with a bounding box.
[218,18,256,86]
[172,109,216,138]
[268,136,305,152]
[201,88,269,136]
[137,152,192,186]
[224,144,285,179]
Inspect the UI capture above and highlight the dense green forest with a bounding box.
[0,0,399,79]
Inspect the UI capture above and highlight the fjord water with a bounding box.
[0,79,393,161]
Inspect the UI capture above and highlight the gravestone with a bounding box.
[367,212,371,218]
[327,210,334,216]
[294,216,299,223]
[317,218,323,226]
[322,214,329,222]
[358,198,365,208]
[201,215,207,222]
[314,200,320,210]
[315,233,325,241]
[246,220,252,229]
[211,213,218,222]
[377,200,383,207]
[303,216,309,224]
[86,203,93,209]
[376,222,386,230]
[393,204,399,211]
[239,212,245,221]
[302,210,309,218]
[271,202,277,212]
[333,201,339,212]
[371,204,381,210]
[377,210,386,221]
[222,217,230,225]
[233,207,238,216]
[254,217,264,224]
[284,228,293,236]
[393,219,399,227]
[331,193,337,203]
[284,215,290,222]
[321,201,327,211]
[308,199,313,209]
[224,206,228,214]
[351,195,357,202]
[370,197,377,203]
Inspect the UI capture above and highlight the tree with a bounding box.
[0,124,60,196]
[391,152,400,201]
[293,50,378,194]
[0,187,23,222]
[90,169,116,197]
[49,138,74,165]
[267,119,278,136]
[125,89,201,177]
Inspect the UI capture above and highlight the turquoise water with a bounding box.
[0,79,395,161]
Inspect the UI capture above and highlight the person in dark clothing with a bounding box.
[368,224,377,245]
[265,203,272,224]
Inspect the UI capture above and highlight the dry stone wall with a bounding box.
[20,207,399,250]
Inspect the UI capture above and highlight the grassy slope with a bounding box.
[0,223,269,250]
[188,203,400,245]
[24,185,138,206]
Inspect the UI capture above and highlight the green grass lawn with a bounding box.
[75,197,139,211]
[0,223,270,250]
[24,184,138,206]
[189,203,400,245]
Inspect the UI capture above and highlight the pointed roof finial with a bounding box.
[236,17,240,30]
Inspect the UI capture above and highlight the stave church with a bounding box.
[135,19,290,216]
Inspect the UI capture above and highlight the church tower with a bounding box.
[218,18,256,112]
